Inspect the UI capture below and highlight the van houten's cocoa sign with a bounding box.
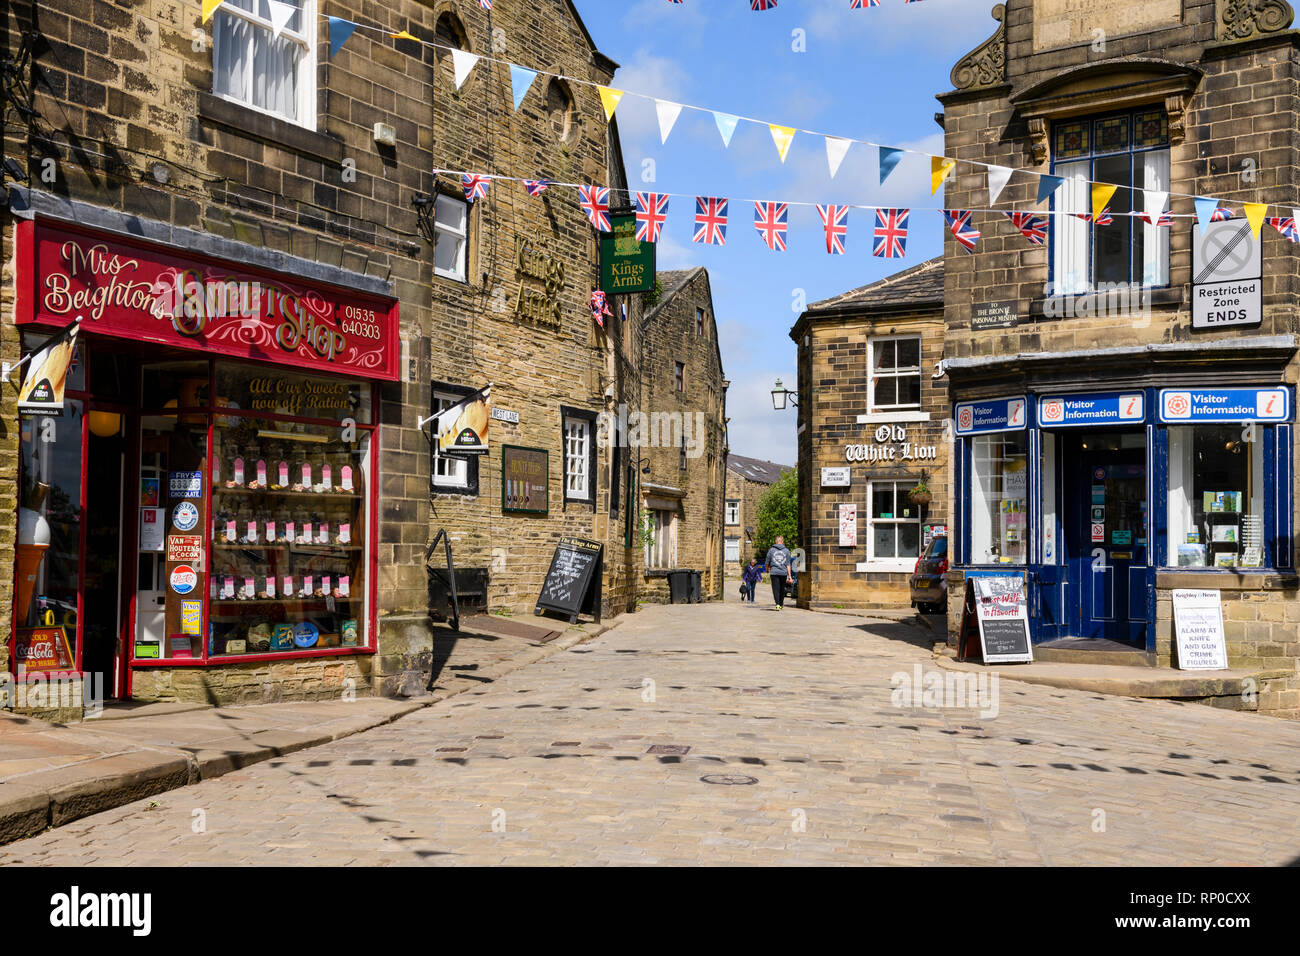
[16,220,399,380]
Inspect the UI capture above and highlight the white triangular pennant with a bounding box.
[267,0,294,38]
[986,165,1012,205]
[655,100,683,145]
[451,49,479,90]
[1143,189,1169,225]
[825,136,851,179]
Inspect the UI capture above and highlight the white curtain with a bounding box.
[1053,161,1090,295]
[1141,150,1171,287]
[213,1,302,121]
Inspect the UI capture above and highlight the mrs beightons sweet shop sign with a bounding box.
[15,220,399,381]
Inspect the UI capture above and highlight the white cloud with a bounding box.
[726,369,798,466]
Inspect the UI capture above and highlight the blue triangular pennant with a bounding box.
[510,65,537,111]
[1194,197,1219,232]
[713,112,739,148]
[878,147,904,186]
[328,17,358,59]
[1036,174,1065,204]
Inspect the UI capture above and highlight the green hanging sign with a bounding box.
[599,214,656,295]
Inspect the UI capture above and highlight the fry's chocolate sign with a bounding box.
[18,220,399,380]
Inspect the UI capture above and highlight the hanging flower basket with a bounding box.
[908,483,932,507]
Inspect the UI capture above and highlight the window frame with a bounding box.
[561,406,598,508]
[211,0,318,130]
[863,478,924,572]
[644,508,678,570]
[725,499,740,525]
[433,192,470,283]
[725,537,740,562]
[696,307,706,336]
[675,361,685,393]
[868,334,923,414]
[430,383,479,495]
[1049,107,1171,293]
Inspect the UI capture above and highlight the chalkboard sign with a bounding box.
[958,575,1033,664]
[535,536,603,624]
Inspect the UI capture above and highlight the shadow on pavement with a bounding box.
[848,619,934,651]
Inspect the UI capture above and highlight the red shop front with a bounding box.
[10,218,398,703]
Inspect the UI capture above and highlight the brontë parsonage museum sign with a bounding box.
[15,220,400,380]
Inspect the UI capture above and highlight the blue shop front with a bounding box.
[951,385,1293,651]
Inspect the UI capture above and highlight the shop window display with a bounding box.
[970,433,1029,565]
[1167,426,1264,568]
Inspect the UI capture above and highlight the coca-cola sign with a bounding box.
[17,220,399,380]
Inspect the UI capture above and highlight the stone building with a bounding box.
[790,258,948,610]
[936,0,1300,713]
[635,267,728,603]
[1,0,721,716]
[723,454,793,575]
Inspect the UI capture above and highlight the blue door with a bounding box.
[1062,431,1149,643]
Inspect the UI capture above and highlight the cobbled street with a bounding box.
[5,596,1300,866]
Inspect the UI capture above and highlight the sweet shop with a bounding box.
[9,214,398,701]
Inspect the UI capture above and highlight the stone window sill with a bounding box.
[199,92,343,163]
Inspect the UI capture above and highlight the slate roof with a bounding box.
[727,454,792,485]
[805,256,944,314]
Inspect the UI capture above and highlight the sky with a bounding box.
[572,0,1000,466]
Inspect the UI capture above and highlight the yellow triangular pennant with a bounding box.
[202,0,224,23]
[930,156,956,195]
[389,30,417,41]
[598,87,625,123]
[1092,182,1118,222]
[1244,202,1268,239]
[769,125,796,163]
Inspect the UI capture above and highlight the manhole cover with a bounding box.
[647,744,691,755]
[700,773,759,786]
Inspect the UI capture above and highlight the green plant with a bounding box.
[638,512,656,551]
[640,279,664,308]
[753,468,799,560]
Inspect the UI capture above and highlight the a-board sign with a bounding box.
[958,575,1033,664]
[1172,589,1229,670]
[535,536,603,624]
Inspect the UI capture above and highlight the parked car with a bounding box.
[909,535,948,613]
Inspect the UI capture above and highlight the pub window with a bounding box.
[431,387,479,494]
[867,480,922,569]
[433,193,469,282]
[1167,426,1265,568]
[1051,108,1170,294]
[562,408,596,505]
[213,0,317,128]
[868,335,921,413]
[675,362,685,392]
[645,508,677,569]
[726,499,739,524]
[969,433,1030,565]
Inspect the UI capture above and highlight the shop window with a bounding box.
[867,480,922,569]
[434,193,469,282]
[1051,108,1170,294]
[431,387,479,494]
[215,364,371,424]
[969,433,1030,565]
[725,537,740,562]
[1167,426,1265,568]
[562,409,596,504]
[726,499,739,525]
[869,336,922,412]
[645,508,677,569]
[213,0,317,129]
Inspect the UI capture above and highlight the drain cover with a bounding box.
[647,744,691,755]
[700,773,758,786]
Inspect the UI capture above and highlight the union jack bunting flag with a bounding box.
[479,0,492,8]
[462,173,490,202]
[1139,211,1174,227]
[1074,207,1114,226]
[753,201,788,251]
[1210,206,1235,222]
[850,0,881,7]
[693,196,729,246]
[589,290,612,328]
[1267,216,1300,242]
[943,210,980,253]
[579,185,611,232]
[1005,211,1048,245]
[817,204,849,255]
[750,0,777,9]
[872,208,909,259]
[522,179,550,197]
[634,192,669,243]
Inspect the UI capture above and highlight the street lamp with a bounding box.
[771,378,798,410]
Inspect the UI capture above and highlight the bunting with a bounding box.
[590,291,612,329]
[328,17,358,59]
[930,156,956,195]
[1141,190,1169,227]
[1091,183,1118,222]
[1037,175,1064,204]
[635,193,670,243]
[769,125,796,163]
[451,49,479,90]
[817,204,849,255]
[1267,216,1300,242]
[267,0,295,38]
[754,201,789,251]
[202,0,223,24]
[986,165,1013,205]
[510,65,537,111]
[713,112,740,148]
[598,87,625,122]
[693,197,729,246]
[825,137,852,179]
[579,186,611,231]
[522,179,550,197]
[656,100,683,144]
[1244,202,1268,239]
[879,147,904,186]
[462,174,490,202]
[1006,211,1047,244]
[1194,197,1221,231]
[943,210,980,253]
[873,208,909,259]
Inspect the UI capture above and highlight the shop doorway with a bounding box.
[1061,429,1150,644]
[81,403,130,698]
